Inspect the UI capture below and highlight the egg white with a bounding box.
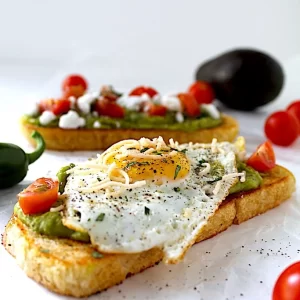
[62,141,241,264]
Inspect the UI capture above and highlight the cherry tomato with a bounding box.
[273,262,300,300]
[146,103,167,116]
[178,93,201,117]
[51,99,71,115]
[188,81,215,104]
[247,140,276,172]
[39,98,55,113]
[18,178,59,215]
[62,74,88,98]
[287,100,300,132]
[264,111,299,146]
[94,99,125,118]
[129,86,158,98]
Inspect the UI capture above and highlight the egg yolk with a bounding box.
[109,151,190,183]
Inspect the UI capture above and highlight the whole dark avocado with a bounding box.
[195,49,284,111]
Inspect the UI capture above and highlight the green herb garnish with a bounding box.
[145,206,150,215]
[40,248,50,254]
[96,213,105,221]
[97,177,101,182]
[125,196,129,202]
[152,151,163,155]
[92,251,103,259]
[174,165,181,179]
[198,159,207,166]
[207,176,222,184]
[140,147,149,153]
[174,187,180,192]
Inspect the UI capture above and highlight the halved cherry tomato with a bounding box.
[129,86,158,98]
[62,74,88,98]
[264,111,299,146]
[94,99,125,118]
[247,141,276,172]
[188,81,215,104]
[273,262,300,300]
[178,93,201,117]
[18,178,59,215]
[287,100,300,132]
[39,98,55,113]
[51,99,71,115]
[146,103,167,116]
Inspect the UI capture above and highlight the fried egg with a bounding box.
[62,137,245,264]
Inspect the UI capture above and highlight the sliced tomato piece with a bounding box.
[129,86,158,98]
[62,74,88,98]
[18,178,59,215]
[51,99,71,115]
[147,103,167,116]
[94,99,125,118]
[247,141,276,172]
[178,93,201,117]
[188,81,215,104]
[39,98,55,113]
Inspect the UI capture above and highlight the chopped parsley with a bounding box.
[207,176,222,184]
[171,147,187,154]
[127,147,136,150]
[145,206,150,215]
[124,161,150,170]
[152,151,163,156]
[174,187,180,192]
[92,251,103,259]
[96,213,105,221]
[198,159,207,166]
[40,248,50,254]
[140,147,149,153]
[174,165,181,179]
[125,196,129,202]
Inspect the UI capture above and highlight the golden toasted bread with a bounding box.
[20,114,239,150]
[2,165,295,298]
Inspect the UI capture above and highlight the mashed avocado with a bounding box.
[23,111,222,131]
[14,203,90,242]
[16,162,261,240]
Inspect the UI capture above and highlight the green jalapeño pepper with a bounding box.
[56,163,75,194]
[0,131,45,189]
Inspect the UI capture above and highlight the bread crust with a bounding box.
[2,165,295,298]
[20,114,239,150]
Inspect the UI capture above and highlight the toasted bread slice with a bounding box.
[20,114,239,150]
[2,165,295,298]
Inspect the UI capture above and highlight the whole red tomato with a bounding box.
[264,111,299,146]
[287,100,300,133]
[273,262,300,300]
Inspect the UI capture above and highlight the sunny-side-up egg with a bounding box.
[62,137,246,264]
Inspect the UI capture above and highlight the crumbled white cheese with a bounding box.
[27,103,40,117]
[39,111,56,125]
[68,96,76,109]
[153,94,161,104]
[140,93,151,101]
[93,121,101,128]
[201,104,220,119]
[117,95,145,111]
[160,94,182,111]
[175,112,184,123]
[59,110,86,129]
[92,111,99,117]
[77,93,98,114]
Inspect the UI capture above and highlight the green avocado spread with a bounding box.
[15,161,262,241]
[23,110,222,131]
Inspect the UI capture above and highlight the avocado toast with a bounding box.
[2,137,295,297]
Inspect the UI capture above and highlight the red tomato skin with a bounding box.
[147,103,167,116]
[129,86,158,98]
[51,99,71,115]
[264,111,299,146]
[178,93,201,117]
[247,141,276,172]
[39,99,55,113]
[188,81,215,104]
[273,262,300,300]
[18,178,59,215]
[94,99,125,118]
[62,74,88,92]
[287,100,300,133]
